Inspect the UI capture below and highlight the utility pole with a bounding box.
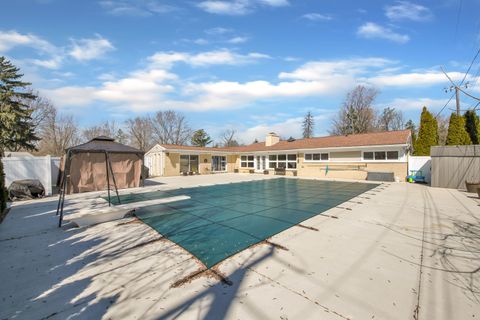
[441,67,476,115]
[455,86,461,115]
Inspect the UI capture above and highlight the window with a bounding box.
[240,155,254,168]
[363,152,374,160]
[212,156,226,172]
[374,151,386,160]
[363,151,400,161]
[387,151,399,160]
[304,153,329,161]
[180,155,199,173]
[269,154,297,169]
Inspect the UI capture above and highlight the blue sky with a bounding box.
[1,0,479,144]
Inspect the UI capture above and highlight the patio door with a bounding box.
[256,155,266,172]
[180,155,199,174]
[212,156,226,172]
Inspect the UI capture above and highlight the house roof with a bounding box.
[156,130,411,153]
[67,136,144,155]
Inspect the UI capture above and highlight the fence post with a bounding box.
[45,155,52,196]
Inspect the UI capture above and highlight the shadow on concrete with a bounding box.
[153,247,275,320]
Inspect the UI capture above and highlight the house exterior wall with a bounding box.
[148,144,409,180]
[330,151,362,161]
[297,152,407,181]
[155,152,238,176]
[164,152,180,176]
[227,155,238,173]
[199,154,211,174]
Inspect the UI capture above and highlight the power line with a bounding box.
[472,101,480,111]
[460,46,480,85]
[435,92,455,119]
[454,0,463,43]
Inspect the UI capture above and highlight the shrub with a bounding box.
[446,113,472,145]
[413,106,438,156]
[464,110,479,144]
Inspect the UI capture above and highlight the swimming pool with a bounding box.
[110,178,379,268]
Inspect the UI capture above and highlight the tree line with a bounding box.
[310,85,479,156]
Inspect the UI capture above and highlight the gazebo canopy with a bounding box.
[57,136,145,227]
[66,136,144,155]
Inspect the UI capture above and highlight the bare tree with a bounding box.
[125,117,153,151]
[36,108,80,156]
[377,107,405,131]
[82,120,120,142]
[437,115,449,145]
[26,90,55,131]
[220,129,240,147]
[151,110,191,145]
[330,85,378,135]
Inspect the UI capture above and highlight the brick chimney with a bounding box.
[265,132,280,147]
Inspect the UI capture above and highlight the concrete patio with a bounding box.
[0,173,479,319]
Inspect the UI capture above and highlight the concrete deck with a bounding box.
[0,173,479,319]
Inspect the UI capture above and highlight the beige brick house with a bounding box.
[145,130,412,181]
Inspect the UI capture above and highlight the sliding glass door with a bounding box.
[212,155,226,172]
[180,155,199,173]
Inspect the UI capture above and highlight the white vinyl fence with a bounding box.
[2,156,61,196]
[408,156,432,184]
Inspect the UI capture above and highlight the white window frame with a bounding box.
[268,153,297,170]
[362,150,400,161]
[240,155,255,168]
[212,155,227,172]
[180,154,199,173]
[304,152,330,162]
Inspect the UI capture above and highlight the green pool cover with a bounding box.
[108,178,379,268]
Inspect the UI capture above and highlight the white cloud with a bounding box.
[197,0,251,15]
[379,97,449,110]
[366,71,465,87]
[99,0,176,16]
[227,36,249,44]
[204,27,233,35]
[385,1,433,22]
[0,30,56,53]
[197,0,289,15]
[42,86,98,106]
[28,56,63,69]
[148,49,270,68]
[41,53,470,115]
[0,30,63,69]
[240,117,303,143]
[258,0,289,7]
[42,68,177,111]
[302,13,333,21]
[236,113,329,143]
[357,22,410,44]
[69,35,115,61]
[279,57,394,81]
[284,56,300,62]
[193,38,209,45]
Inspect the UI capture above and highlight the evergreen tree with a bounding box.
[413,106,438,156]
[0,56,39,155]
[302,111,315,138]
[446,113,472,145]
[404,119,417,145]
[115,128,129,145]
[464,110,479,144]
[191,129,212,147]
